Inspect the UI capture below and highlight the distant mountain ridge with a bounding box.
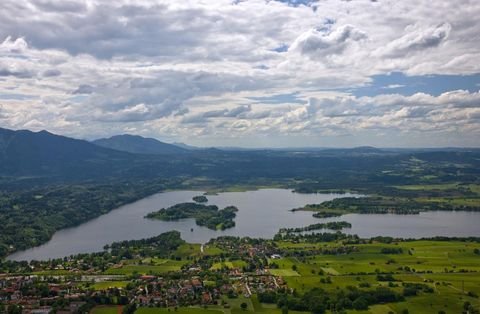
[172,142,201,150]
[1,127,478,188]
[0,127,132,177]
[93,134,188,155]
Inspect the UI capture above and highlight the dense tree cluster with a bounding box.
[279,221,352,234]
[192,195,208,203]
[146,203,238,230]
[105,231,185,258]
[0,179,170,258]
[259,286,404,313]
[273,232,359,243]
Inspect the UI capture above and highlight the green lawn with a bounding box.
[91,281,129,290]
[393,183,460,191]
[91,306,122,314]
[105,260,186,275]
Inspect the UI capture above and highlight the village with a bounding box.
[0,236,288,314]
[2,232,480,314]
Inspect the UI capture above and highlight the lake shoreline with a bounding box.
[7,189,480,261]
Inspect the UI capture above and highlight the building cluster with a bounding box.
[0,274,86,314]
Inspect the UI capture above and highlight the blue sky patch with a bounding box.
[69,95,89,103]
[272,44,289,53]
[249,92,303,104]
[273,0,318,7]
[352,72,480,97]
[0,93,37,100]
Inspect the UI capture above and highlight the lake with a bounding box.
[8,189,480,261]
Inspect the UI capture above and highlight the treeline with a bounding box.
[312,211,343,218]
[273,231,360,243]
[0,179,174,258]
[258,286,404,313]
[278,221,352,234]
[369,236,480,244]
[145,203,238,230]
[300,196,480,216]
[105,231,185,258]
[0,232,186,273]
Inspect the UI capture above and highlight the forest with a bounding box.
[145,203,238,230]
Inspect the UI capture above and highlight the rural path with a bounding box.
[245,282,252,296]
[272,276,280,288]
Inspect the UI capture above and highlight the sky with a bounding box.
[0,0,479,148]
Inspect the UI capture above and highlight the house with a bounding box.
[69,301,86,313]
[29,307,52,314]
[201,292,212,304]
[139,275,156,281]
[191,279,202,289]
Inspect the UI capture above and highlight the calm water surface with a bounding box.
[8,189,480,261]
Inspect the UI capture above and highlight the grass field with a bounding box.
[268,269,300,277]
[393,183,460,191]
[211,260,247,270]
[269,240,480,313]
[91,281,129,290]
[105,259,187,275]
[91,306,122,314]
[174,243,224,258]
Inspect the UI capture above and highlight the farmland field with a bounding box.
[272,240,480,313]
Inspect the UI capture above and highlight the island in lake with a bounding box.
[192,195,208,203]
[278,221,352,234]
[145,202,238,230]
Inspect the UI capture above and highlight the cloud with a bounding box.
[0,0,478,146]
[72,84,94,95]
[382,84,405,89]
[0,62,34,78]
[42,69,61,77]
[1,36,28,53]
[289,24,367,57]
[377,23,451,58]
[181,105,252,124]
[97,103,151,123]
[33,0,87,13]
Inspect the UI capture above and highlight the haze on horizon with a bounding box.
[0,0,479,148]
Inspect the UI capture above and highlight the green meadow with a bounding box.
[91,306,123,314]
[105,259,187,275]
[271,240,480,313]
[91,281,129,290]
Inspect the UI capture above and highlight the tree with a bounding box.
[122,303,136,314]
[7,305,22,314]
[352,297,368,311]
[240,302,248,311]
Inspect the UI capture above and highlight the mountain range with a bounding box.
[1,127,478,188]
[0,127,132,178]
[93,134,188,155]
